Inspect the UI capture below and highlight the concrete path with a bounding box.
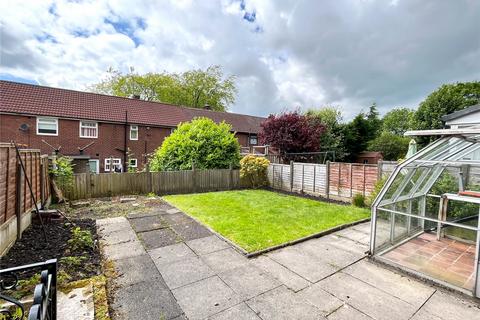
[97,204,480,320]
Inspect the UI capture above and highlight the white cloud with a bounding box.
[1,0,479,119]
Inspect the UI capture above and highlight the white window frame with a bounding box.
[130,125,138,140]
[129,158,138,168]
[36,117,58,136]
[249,134,258,145]
[79,120,98,138]
[88,159,100,174]
[104,158,122,172]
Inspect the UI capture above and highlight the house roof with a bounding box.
[0,80,265,133]
[441,103,480,122]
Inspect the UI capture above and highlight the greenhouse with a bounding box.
[370,128,480,297]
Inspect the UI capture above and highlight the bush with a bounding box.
[366,176,388,207]
[50,156,74,192]
[352,193,366,208]
[240,155,270,188]
[149,117,241,171]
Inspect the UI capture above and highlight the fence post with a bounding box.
[40,160,45,206]
[229,163,233,189]
[326,161,330,199]
[192,162,197,193]
[313,165,316,193]
[363,165,366,196]
[15,162,24,240]
[349,163,353,198]
[377,159,383,180]
[301,164,305,193]
[290,161,294,192]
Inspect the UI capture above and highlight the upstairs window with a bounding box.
[130,125,138,140]
[80,121,98,138]
[249,134,258,145]
[37,117,58,136]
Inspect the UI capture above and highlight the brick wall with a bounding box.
[1,114,254,172]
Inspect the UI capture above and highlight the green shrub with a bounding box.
[240,155,270,188]
[352,193,366,208]
[50,156,74,192]
[366,176,388,207]
[149,117,241,171]
[68,227,94,251]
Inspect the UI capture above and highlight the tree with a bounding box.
[413,82,480,131]
[368,132,410,161]
[381,107,415,136]
[366,103,382,139]
[341,113,371,161]
[149,117,240,171]
[259,111,325,154]
[90,65,236,111]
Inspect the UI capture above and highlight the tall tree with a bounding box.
[368,132,410,161]
[381,107,415,136]
[89,65,236,111]
[366,103,382,139]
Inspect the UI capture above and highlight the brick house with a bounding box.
[0,81,264,173]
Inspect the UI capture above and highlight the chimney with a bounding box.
[203,104,212,110]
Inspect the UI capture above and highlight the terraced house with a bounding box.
[0,81,264,173]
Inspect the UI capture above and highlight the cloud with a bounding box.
[1,0,479,120]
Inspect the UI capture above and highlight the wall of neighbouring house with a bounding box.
[0,143,50,256]
[0,114,256,172]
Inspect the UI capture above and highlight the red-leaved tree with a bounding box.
[259,111,325,154]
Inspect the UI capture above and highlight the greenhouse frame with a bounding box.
[370,128,480,297]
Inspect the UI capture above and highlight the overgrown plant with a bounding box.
[352,193,366,208]
[240,155,270,188]
[68,227,94,251]
[366,176,388,207]
[50,156,74,192]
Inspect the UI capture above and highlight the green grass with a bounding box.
[163,189,370,252]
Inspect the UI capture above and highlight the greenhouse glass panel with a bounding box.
[370,135,480,297]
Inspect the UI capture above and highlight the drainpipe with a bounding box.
[124,110,128,172]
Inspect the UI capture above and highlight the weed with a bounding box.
[352,193,366,208]
[68,227,94,251]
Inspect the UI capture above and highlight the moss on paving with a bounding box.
[164,189,370,252]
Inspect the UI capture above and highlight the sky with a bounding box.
[1,0,479,119]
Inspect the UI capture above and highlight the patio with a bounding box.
[98,202,480,320]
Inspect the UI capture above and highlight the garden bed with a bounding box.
[163,189,370,253]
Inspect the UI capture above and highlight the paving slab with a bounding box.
[317,234,368,256]
[334,228,371,245]
[98,228,137,246]
[97,217,131,234]
[219,264,281,299]
[163,212,195,225]
[246,286,325,320]
[409,308,443,320]
[251,255,310,292]
[113,254,164,287]
[297,282,344,316]
[267,246,337,282]
[102,239,145,261]
[319,272,417,320]
[58,282,94,320]
[209,303,261,320]
[127,209,166,219]
[138,228,181,249]
[129,215,168,232]
[157,256,215,289]
[186,235,230,255]
[171,221,212,241]
[166,208,181,214]
[327,304,372,320]
[173,276,242,320]
[343,259,435,307]
[148,242,196,266]
[419,290,480,320]
[202,248,249,273]
[350,222,372,234]
[113,280,182,320]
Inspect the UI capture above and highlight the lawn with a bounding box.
[163,189,370,252]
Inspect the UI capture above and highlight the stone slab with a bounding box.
[202,248,249,273]
[166,208,181,214]
[419,290,480,320]
[157,256,215,289]
[163,212,195,225]
[343,260,435,307]
[267,246,337,282]
[319,272,417,320]
[58,283,94,320]
[114,254,164,287]
[209,303,261,320]
[96,217,131,234]
[186,235,230,255]
[99,228,137,246]
[219,264,281,299]
[173,276,242,320]
[127,210,165,219]
[409,309,443,320]
[297,283,344,316]
[113,280,182,320]
[171,221,212,241]
[251,255,309,292]
[334,228,371,245]
[102,239,145,261]
[246,286,325,320]
[149,242,196,266]
[129,215,168,233]
[327,304,372,320]
[138,228,180,250]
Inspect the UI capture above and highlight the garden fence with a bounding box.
[0,143,50,255]
[268,160,397,201]
[64,168,247,200]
